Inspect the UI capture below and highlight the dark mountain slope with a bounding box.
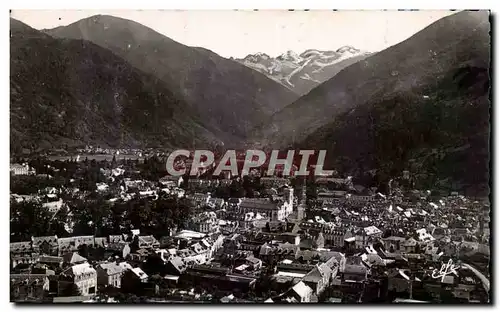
[10,18,220,154]
[45,15,297,143]
[303,63,490,195]
[298,11,491,195]
[251,11,490,149]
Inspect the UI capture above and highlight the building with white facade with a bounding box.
[59,263,97,296]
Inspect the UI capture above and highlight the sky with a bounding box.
[10,10,455,58]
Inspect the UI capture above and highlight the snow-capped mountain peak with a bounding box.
[277,50,301,62]
[236,47,371,95]
[336,45,360,54]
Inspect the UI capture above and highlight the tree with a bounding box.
[99,285,120,298]
[143,254,166,276]
[229,180,246,198]
[129,235,139,253]
[77,244,89,259]
[214,186,231,199]
[10,200,53,241]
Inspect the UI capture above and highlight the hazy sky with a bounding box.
[11,10,455,58]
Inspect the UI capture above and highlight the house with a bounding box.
[387,269,414,293]
[276,261,315,277]
[10,241,33,254]
[316,177,351,187]
[96,262,125,288]
[163,274,180,287]
[324,229,347,247]
[108,235,126,251]
[96,183,109,192]
[165,256,188,276]
[62,252,88,266]
[32,236,58,255]
[159,175,183,187]
[260,177,290,188]
[361,253,391,269]
[353,229,367,250]
[38,256,63,270]
[382,236,406,253]
[277,232,301,245]
[245,255,262,270]
[208,197,226,209]
[10,274,50,302]
[42,198,64,214]
[364,226,383,238]
[239,198,291,222]
[11,194,37,203]
[174,230,207,241]
[128,248,150,262]
[11,253,39,269]
[58,236,95,255]
[138,235,160,249]
[155,248,176,263]
[177,247,208,265]
[348,194,375,203]
[452,284,477,302]
[94,237,108,249]
[118,262,133,271]
[10,163,33,175]
[180,264,256,292]
[342,264,368,283]
[188,192,211,206]
[324,251,346,272]
[131,267,149,283]
[299,235,323,250]
[10,241,36,267]
[403,237,418,253]
[120,267,149,294]
[188,215,218,234]
[303,263,333,296]
[59,263,97,296]
[317,191,346,204]
[289,281,313,302]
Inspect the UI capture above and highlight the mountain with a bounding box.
[235,47,370,95]
[252,11,491,194]
[45,15,298,144]
[10,18,221,153]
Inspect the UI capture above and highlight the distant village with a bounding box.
[9,154,490,303]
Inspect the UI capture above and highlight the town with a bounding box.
[9,154,491,303]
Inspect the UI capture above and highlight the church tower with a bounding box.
[283,186,294,215]
[297,180,307,221]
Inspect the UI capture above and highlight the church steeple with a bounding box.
[297,179,307,221]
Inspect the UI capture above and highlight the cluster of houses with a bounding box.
[10,157,490,303]
[10,229,227,302]
[10,163,35,176]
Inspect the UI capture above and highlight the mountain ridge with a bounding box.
[44,15,298,144]
[274,10,491,194]
[10,18,221,153]
[251,11,490,148]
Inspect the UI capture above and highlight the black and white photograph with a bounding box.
[8,8,491,304]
